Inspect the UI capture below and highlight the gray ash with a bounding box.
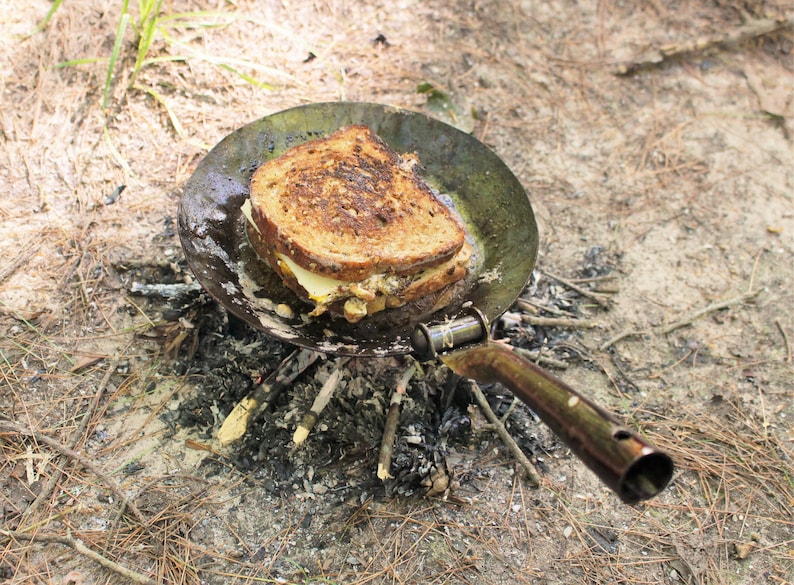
[139,277,554,498]
[581,245,618,279]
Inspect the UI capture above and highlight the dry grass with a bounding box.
[1,0,792,583]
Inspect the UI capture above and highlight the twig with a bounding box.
[217,348,320,446]
[75,356,121,448]
[512,347,569,370]
[749,249,764,292]
[540,270,611,308]
[377,364,416,480]
[600,290,763,350]
[775,319,792,364]
[660,289,761,334]
[20,357,121,525]
[0,243,39,285]
[522,315,599,329]
[566,274,618,284]
[598,329,648,352]
[0,419,149,528]
[615,15,792,76]
[293,358,349,445]
[69,355,107,374]
[0,529,157,585]
[515,298,567,316]
[499,396,520,424]
[591,282,620,294]
[467,380,540,486]
[130,281,202,299]
[514,298,539,314]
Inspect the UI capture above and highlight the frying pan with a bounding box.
[178,102,673,503]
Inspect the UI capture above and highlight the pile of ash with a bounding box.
[141,293,550,499]
[129,259,606,498]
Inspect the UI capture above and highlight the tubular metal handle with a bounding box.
[411,312,674,502]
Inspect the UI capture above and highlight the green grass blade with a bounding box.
[131,0,164,85]
[137,55,188,65]
[156,28,283,88]
[156,10,236,28]
[56,57,108,68]
[216,63,274,90]
[138,0,158,20]
[33,0,64,34]
[103,12,130,109]
[133,84,185,138]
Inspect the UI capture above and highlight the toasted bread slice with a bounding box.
[249,124,466,282]
[245,219,472,322]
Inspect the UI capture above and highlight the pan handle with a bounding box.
[436,340,673,503]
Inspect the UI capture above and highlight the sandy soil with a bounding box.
[1,1,792,584]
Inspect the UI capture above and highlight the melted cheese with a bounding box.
[276,253,347,302]
[240,199,261,234]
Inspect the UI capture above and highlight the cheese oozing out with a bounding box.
[276,253,351,302]
[241,199,260,234]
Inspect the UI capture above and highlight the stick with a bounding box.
[217,348,320,446]
[565,274,618,284]
[377,364,416,480]
[514,298,539,314]
[600,289,763,350]
[522,315,600,329]
[130,281,202,298]
[0,529,157,585]
[499,396,520,424]
[512,347,569,370]
[598,329,648,352]
[0,418,148,528]
[660,289,761,334]
[0,243,39,285]
[775,319,792,364]
[540,270,611,308]
[467,380,540,486]
[615,15,791,76]
[515,298,568,316]
[293,358,349,445]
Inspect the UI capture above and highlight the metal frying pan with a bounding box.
[178,102,673,503]
[178,102,534,356]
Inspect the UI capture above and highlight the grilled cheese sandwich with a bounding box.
[243,124,471,323]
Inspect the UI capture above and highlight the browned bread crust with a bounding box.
[249,125,465,282]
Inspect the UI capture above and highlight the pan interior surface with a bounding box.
[178,102,538,356]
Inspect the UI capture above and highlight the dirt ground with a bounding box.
[1,1,792,584]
